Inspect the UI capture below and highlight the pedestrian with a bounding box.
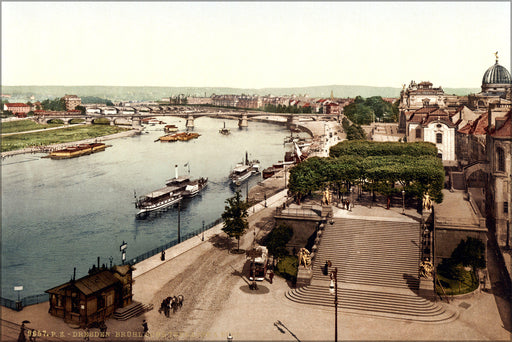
[142,320,148,336]
[269,269,274,284]
[161,250,165,261]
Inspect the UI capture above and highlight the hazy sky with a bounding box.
[2,1,510,88]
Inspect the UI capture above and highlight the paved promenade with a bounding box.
[2,187,510,341]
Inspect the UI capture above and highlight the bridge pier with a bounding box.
[131,117,142,129]
[186,115,195,130]
[238,113,248,128]
[287,115,299,130]
[86,117,94,125]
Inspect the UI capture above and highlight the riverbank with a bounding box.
[0,128,141,159]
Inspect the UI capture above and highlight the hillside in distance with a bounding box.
[2,85,479,102]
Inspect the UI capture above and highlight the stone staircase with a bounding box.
[312,218,420,288]
[113,301,153,321]
[285,217,457,322]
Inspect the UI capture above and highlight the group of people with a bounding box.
[341,198,351,210]
[158,294,184,317]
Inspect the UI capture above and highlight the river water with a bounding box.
[1,117,296,300]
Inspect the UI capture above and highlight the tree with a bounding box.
[221,191,250,251]
[266,224,293,263]
[345,124,366,140]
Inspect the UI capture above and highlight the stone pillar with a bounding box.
[296,266,313,287]
[287,115,298,130]
[132,117,142,129]
[186,115,195,129]
[418,277,436,301]
[238,113,248,128]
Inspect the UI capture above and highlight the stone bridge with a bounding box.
[34,110,338,130]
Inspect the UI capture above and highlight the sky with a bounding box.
[1,1,510,89]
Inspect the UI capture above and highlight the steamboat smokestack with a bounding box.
[175,165,179,179]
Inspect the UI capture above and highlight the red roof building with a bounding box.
[3,103,31,117]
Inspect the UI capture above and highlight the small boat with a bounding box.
[229,152,260,186]
[219,122,230,135]
[46,143,108,159]
[164,124,178,133]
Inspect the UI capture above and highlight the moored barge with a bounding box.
[45,143,108,159]
[157,132,200,142]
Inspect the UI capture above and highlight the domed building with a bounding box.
[468,53,512,110]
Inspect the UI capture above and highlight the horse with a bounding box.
[171,296,179,313]
[177,294,184,308]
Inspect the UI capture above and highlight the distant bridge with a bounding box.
[34,109,340,129]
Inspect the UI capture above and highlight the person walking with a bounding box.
[268,269,274,284]
[142,320,149,336]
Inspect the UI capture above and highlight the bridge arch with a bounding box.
[463,161,490,187]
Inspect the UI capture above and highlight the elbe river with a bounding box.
[1,117,301,300]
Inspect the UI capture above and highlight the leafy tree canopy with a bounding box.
[265,224,293,260]
[343,96,399,124]
[289,141,444,204]
[329,140,438,158]
[221,191,250,250]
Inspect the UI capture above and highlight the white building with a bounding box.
[406,105,457,163]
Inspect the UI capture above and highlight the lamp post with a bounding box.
[120,241,127,265]
[350,187,353,211]
[401,190,405,215]
[329,267,338,342]
[177,200,181,243]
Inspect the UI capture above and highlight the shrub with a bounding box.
[276,255,298,284]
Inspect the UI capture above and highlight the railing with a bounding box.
[0,217,224,309]
[128,217,223,265]
[275,205,319,218]
[0,294,49,311]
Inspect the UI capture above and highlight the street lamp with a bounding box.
[329,267,338,342]
[349,187,353,211]
[120,241,127,265]
[401,190,405,215]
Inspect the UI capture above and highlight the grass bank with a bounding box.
[1,119,63,133]
[1,125,130,152]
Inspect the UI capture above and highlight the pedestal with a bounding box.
[296,267,313,287]
[418,277,436,301]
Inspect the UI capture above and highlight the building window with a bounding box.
[415,127,422,138]
[437,153,442,159]
[436,133,443,144]
[505,202,509,214]
[497,147,505,172]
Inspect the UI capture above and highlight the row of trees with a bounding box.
[343,96,399,125]
[288,141,444,205]
[41,98,66,111]
[330,140,438,158]
[263,103,314,114]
